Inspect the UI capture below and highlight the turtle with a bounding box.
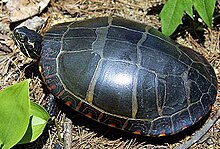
[13,16,217,137]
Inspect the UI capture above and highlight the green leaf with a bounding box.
[159,0,186,36]
[18,101,50,144]
[0,80,30,149]
[193,0,216,27]
[183,0,193,18]
[0,140,3,148]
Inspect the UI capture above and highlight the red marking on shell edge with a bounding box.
[76,101,83,111]
[159,130,166,137]
[57,90,65,98]
[108,123,116,127]
[208,105,212,110]
[85,112,93,118]
[133,130,141,135]
[122,121,128,129]
[198,113,202,120]
[65,101,72,107]
[49,84,56,90]
[97,113,103,122]
[181,124,187,130]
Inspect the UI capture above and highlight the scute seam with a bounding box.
[85,18,112,104]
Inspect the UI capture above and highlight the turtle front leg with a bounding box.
[44,93,60,117]
[44,94,73,149]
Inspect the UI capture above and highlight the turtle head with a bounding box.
[13,26,43,60]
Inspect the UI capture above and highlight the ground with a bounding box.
[0,0,219,148]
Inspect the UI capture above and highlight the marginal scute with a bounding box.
[172,109,192,133]
[188,101,204,123]
[178,52,193,66]
[200,94,213,114]
[191,62,211,81]
[41,59,57,78]
[98,112,127,129]
[69,17,109,28]
[150,117,172,136]
[125,119,150,136]
[78,102,102,120]
[179,46,201,62]
[45,74,64,98]
[46,25,68,35]
[195,52,211,66]
[197,75,211,93]
[147,27,176,45]
[206,65,218,86]
[42,40,61,58]
[112,17,146,32]
[208,85,217,103]
[53,22,73,28]
[60,91,80,108]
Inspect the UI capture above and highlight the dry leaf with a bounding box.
[6,0,50,22]
[17,16,47,31]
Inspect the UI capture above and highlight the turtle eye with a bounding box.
[18,33,26,42]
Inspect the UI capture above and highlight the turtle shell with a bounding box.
[40,17,217,136]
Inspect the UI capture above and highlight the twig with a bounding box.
[116,0,143,9]
[64,117,72,149]
[53,117,63,143]
[174,108,220,149]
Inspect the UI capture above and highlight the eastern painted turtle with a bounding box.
[13,16,217,137]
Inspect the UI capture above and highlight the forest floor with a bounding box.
[0,0,219,148]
